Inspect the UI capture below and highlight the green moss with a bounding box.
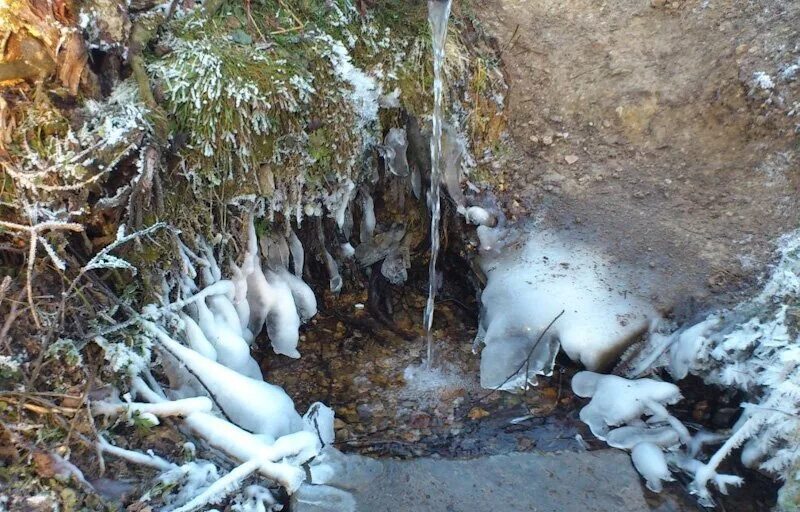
[146,0,431,225]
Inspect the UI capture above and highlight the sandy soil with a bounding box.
[470,0,800,318]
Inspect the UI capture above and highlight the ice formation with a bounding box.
[382,127,410,177]
[88,219,374,510]
[574,231,800,505]
[571,371,740,504]
[571,372,689,443]
[631,442,674,492]
[474,224,657,389]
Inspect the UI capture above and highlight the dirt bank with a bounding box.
[471,0,800,317]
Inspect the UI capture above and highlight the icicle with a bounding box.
[341,204,354,240]
[288,229,305,277]
[631,442,674,492]
[333,181,356,229]
[410,167,422,199]
[230,263,251,333]
[194,297,261,380]
[209,293,245,338]
[179,312,218,361]
[340,242,356,259]
[382,127,410,177]
[264,270,302,358]
[274,268,317,323]
[359,190,375,244]
[442,123,466,208]
[244,217,275,336]
[317,221,343,293]
[197,237,222,284]
[145,321,304,439]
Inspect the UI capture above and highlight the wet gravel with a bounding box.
[259,283,778,510]
[260,287,584,459]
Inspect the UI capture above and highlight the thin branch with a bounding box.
[471,310,564,405]
[0,220,84,329]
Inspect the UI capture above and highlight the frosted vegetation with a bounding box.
[145,0,428,223]
[89,216,369,511]
[570,230,800,507]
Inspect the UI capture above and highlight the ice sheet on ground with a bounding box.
[476,225,658,389]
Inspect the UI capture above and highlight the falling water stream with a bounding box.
[423,0,453,369]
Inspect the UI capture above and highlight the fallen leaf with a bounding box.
[468,407,490,420]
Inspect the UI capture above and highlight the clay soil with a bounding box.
[470,0,800,318]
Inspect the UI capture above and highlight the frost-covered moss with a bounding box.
[146,0,431,222]
[3,82,149,195]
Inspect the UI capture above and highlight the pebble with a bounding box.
[529,135,539,143]
[357,403,374,421]
[564,155,579,165]
[409,411,432,428]
[541,172,565,184]
[542,135,554,145]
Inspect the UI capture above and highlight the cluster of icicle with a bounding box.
[90,215,370,512]
[571,371,741,506]
[574,229,800,507]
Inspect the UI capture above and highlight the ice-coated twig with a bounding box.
[171,459,260,512]
[97,435,175,471]
[63,223,167,306]
[92,396,213,419]
[691,412,765,502]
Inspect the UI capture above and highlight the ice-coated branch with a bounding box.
[92,396,213,419]
[97,435,175,472]
[142,319,303,439]
[171,459,260,512]
[691,412,765,503]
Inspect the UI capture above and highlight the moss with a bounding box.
[147,0,431,206]
[6,92,70,162]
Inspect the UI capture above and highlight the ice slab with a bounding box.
[477,225,658,389]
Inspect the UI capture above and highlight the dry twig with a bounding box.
[0,220,83,329]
